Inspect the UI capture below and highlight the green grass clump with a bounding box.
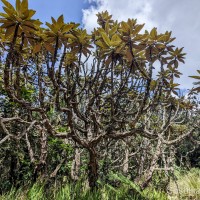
[0,180,167,200]
[1,169,199,200]
[169,168,200,199]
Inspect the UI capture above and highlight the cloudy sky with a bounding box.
[0,0,199,90]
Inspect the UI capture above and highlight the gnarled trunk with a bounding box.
[34,129,48,181]
[140,138,162,189]
[88,147,98,190]
[71,148,81,181]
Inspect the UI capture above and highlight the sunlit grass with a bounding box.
[1,169,199,200]
[169,168,200,200]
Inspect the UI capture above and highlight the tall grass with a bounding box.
[169,168,200,200]
[0,181,167,199]
[1,169,199,200]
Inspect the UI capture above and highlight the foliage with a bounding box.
[1,170,199,200]
[189,70,200,93]
[0,175,170,200]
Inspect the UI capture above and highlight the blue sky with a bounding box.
[0,0,91,24]
[0,0,199,90]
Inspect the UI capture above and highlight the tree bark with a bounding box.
[88,147,98,190]
[33,129,47,181]
[122,147,129,174]
[71,148,81,181]
[140,138,162,189]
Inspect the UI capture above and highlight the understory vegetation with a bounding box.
[0,169,200,200]
[0,0,199,199]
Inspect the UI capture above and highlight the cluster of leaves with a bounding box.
[0,1,187,91]
[189,70,200,93]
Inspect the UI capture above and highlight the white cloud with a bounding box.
[82,0,156,32]
[82,0,200,90]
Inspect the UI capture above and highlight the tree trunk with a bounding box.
[9,154,18,186]
[88,147,98,190]
[140,138,162,189]
[122,148,129,174]
[71,148,81,181]
[33,129,47,181]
